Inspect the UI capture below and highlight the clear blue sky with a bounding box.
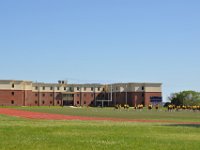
[0,0,200,101]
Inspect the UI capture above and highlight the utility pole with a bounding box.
[110,84,112,101]
[125,84,128,105]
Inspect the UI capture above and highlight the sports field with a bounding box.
[0,106,200,150]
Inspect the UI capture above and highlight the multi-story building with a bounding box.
[0,80,162,107]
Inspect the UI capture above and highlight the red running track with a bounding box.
[0,108,200,124]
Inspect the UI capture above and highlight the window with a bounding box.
[43,86,45,90]
[64,87,66,90]
[57,101,60,104]
[50,87,53,90]
[142,86,144,90]
[42,93,45,97]
[69,87,72,91]
[50,93,53,97]
[77,87,80,91]
[12,83,14,88]
[84,101,86,104]
[35,101,38,104]
[84,87,86,91]
[42,101,45,104]
[35,93,38,97]
[57,87,60,90]
[91,87,94,91]
[98,87,101,91]
[35,86,38,90]
[77,101,79,104]
[50,101,52,104]
[11,92,14,96]
[103,88,105,91]
[11,100,14,104]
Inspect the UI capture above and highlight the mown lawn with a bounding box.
[16,106,200,122]
[0,110,200,150]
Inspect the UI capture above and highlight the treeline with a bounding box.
[167,91,200,106]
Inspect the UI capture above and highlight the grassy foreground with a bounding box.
[17,106,200,122]
[0,107,200,150]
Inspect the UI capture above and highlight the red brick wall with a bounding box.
[0,90,162,107]
[144,92,162,106]
[0,90,24,106]
[73,92,103,106]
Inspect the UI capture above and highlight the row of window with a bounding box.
[10,92,144,97]
[77,87,102,91]
[76,101,87,105]
[35,86,63,90]
[35,93,53,97]
[10,100,60,105]
[37,100,60,105]
[76,93,94,97]
[34,86,103,91]
[11,84,144,91]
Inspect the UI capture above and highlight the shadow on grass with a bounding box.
[162,124,200,128]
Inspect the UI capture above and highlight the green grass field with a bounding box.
[0,107,200,150]
[17,106,200,122]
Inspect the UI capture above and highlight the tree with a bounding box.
[168,91,200,106]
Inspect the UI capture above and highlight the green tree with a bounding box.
[168,91,200,106]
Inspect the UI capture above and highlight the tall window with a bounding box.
[142,86,144,90]
[35,86,38,90]
[11,92,14,96]
[12,83,14,88]
[43,86,45,90]
[50,87,53,90]
[91,87,94,91]
[84,87,86,91]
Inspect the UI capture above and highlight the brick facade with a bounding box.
[0,80,162,107]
